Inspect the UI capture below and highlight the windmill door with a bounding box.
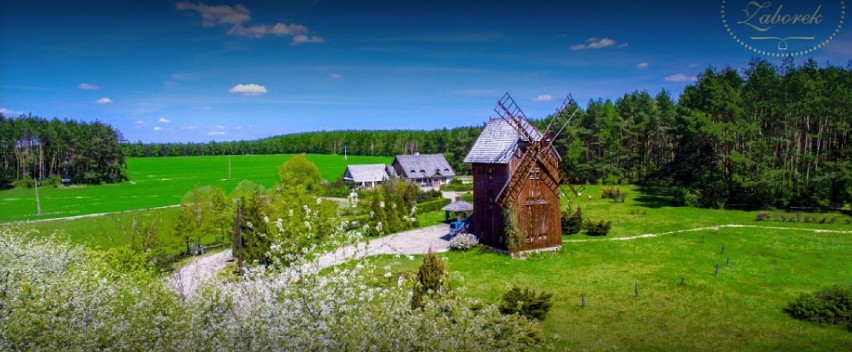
[523,166,548,247]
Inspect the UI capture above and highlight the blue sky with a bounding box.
[2,0,850,143]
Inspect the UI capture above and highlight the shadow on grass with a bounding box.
[633,185,679,209]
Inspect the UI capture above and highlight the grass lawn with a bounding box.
[364,185,852,351]
[0,154,391,222]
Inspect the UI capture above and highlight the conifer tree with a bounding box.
[411,249,450,309]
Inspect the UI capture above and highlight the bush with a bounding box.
[754,212,770,221]
[674,187,702,207]
[584,219,611,236]
[415,197,451,214]
[449,233,478,251]
[784,285,852,328]
[499,286,553,321]
[412,249,450,309]
[561,207,582,235]
[441,178,473,191]
[601,187,625,202]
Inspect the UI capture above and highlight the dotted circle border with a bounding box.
[721,0,845,57]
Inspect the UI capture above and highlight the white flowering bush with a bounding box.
[450,232,479,251]
[0,226,544,351]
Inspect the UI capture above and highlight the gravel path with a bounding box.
[168,224,451,298]
[168,250,233,298]
[314,223,451,269]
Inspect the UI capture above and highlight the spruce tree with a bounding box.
[411,249,450,309]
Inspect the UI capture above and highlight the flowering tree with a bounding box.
[0,215,545,351]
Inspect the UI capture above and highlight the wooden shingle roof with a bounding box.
[463,118,543,164]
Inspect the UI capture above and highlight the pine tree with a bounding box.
[411,249,450,309]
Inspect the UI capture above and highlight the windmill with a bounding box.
[463,93,580,252]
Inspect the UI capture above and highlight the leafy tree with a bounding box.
[277,154,322,192]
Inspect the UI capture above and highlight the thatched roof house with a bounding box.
[391,153,455,188]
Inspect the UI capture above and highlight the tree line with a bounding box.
[0,115,127,188]
[548,58,851,208]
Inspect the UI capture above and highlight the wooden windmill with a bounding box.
[463,93,579,252]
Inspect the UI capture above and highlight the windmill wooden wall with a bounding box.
[470,141,562,252]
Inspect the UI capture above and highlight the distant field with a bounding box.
[0,154,391,222]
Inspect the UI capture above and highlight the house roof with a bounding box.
[442,200,474,212]
[463,118,544,164]
[343,164,390,183]
[394,154,455,179]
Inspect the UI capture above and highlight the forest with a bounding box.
[0,116,127,188]
[4,59,850,208]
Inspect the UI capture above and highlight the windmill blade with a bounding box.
[549,93,580,141]
[494,93,539,144]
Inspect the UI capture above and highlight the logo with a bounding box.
[722,1,845,57]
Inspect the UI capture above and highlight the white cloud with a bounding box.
[177,2,322,44]
[78,83,99,90]
[533,95,553,102]
[0,107,23,116]
[637,62,649,69]
[133,120,145,126]
[663,73,698,82]
[215,125,225,130]
[153,126,163,131]
[182,125,199,130]
[329,73,342,80]
[570,37,625,51]
[229,83,267,96]
[208,131,226,136]
[176,2,250,27]
[158,117,171,123]
[95,97,113,104]
[664,73,698,82]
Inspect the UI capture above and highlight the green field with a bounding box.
[0,154,391,222]
[364,185,852,351]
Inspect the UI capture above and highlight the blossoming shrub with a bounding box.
[449,233,479,251]
[0,226,544,351]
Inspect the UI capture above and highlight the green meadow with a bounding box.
[365,185,852,351]
[0,154,391,222]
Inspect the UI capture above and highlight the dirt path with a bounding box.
[562,224,852,243]
[168,250,233,298]
[168,224,451,298]
[4,204,181,225]
[314,223,451,269]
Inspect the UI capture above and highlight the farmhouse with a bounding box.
[464,117,562,252]
[342,164,393,189]
[391,153,454,188]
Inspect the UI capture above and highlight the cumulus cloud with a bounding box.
[153,126,163,131]
[533,95,553,102]
[664,73,698,82]
[95,97,113,104]
[177,2,322,45]
[208,131,226,136]
[229,83,267,96]
[0,107,23,116]
[78,83,99,90]
[637,62,649,69]
[158,117,171,123]
[570,37,625,50]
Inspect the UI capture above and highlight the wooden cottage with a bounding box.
[391,153,455,188]
[463,96,564,252]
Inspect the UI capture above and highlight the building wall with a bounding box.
[471,163,509,249]
[470,145,562,251]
